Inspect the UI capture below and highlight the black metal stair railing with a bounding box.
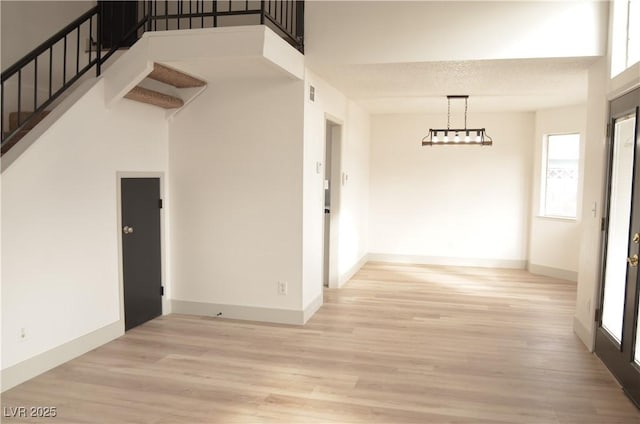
[146,1,304,52]
[0,0,304,154]
[1,7,102,153]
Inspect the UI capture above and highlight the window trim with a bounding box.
[611,0,640,77]
[539,132,581,221]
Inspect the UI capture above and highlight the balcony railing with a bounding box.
[1,1,304,153]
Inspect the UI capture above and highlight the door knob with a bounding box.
[628,254,638,267]
[633,233,640,243]
[123,226,134,234]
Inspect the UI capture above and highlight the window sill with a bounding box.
[536,215,578,223]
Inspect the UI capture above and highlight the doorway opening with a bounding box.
[323,119,342,288]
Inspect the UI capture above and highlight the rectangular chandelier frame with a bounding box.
[421,95,493,147]
[422,128,493,146]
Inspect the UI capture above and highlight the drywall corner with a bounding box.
[573,316,595,352]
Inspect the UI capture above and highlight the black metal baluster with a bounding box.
[177,0,181,29]
[291,0,294,34]
[17,70,22,127]
[245,0,248,11]
[63,35,67,84]
[147,0,153,32]
[285,0,288,32]
[280,0,283,25]
[97,6,102,75]
[213,0,217,27]
[201,0,204,27]
[164,0,169,31]
[189,0,193,28]
[228,0,231,13]
[76,25,80,74]
[261,0,265,24]
[296,0,303,51]
[48,46,53,97]
[89,16,93,63]
[34,56,38,111]
[0,82,4,140]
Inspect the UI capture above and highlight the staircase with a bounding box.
[0,63,205,157]
[1,0,304,159]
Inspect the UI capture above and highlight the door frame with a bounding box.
[595,87,640,406]
[323,114,343,289]
[116,172,168,330]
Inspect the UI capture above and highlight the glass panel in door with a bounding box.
[602,114,637,343]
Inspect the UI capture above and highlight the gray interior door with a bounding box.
[121,178,163,331]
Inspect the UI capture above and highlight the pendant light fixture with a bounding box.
[421,95,493,146]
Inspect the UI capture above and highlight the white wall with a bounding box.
[305,1,608,66]
[169,75,305,313]
[302,70,370,299]
[1,80,169,374]
[528,105,587,280]
[369,113,534,267]
[339,102,370,278]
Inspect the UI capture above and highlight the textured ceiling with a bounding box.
[310,57,597,114]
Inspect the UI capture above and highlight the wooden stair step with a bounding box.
[9,110,51,132]
[124,86,184,109]
[2,129,30,155]
[147,63,206,88]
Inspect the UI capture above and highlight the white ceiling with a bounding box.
[303,1,607,114]
[309,57,597,114]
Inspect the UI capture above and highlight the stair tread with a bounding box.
[124,86,184,109]
[9,110,51,132]
[2,129,30,155]
[148,63,206,88]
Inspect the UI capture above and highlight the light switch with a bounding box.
[324,180,329,190]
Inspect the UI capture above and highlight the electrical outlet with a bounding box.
[278,281,288,295]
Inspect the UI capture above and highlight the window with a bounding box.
[540,133,580,219]
[611,0,640,77]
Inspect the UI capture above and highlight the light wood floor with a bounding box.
[3,263,640,423]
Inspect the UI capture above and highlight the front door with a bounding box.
[596,87,640,407]
[121,178,163,331]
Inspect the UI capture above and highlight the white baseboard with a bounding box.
[172,300,312,325]
[339,253,369,287]
[302,293,323,324]
[528,263,578,282]
[573,316,595,352]
[367,253,526,269]
[1,320,123,392]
